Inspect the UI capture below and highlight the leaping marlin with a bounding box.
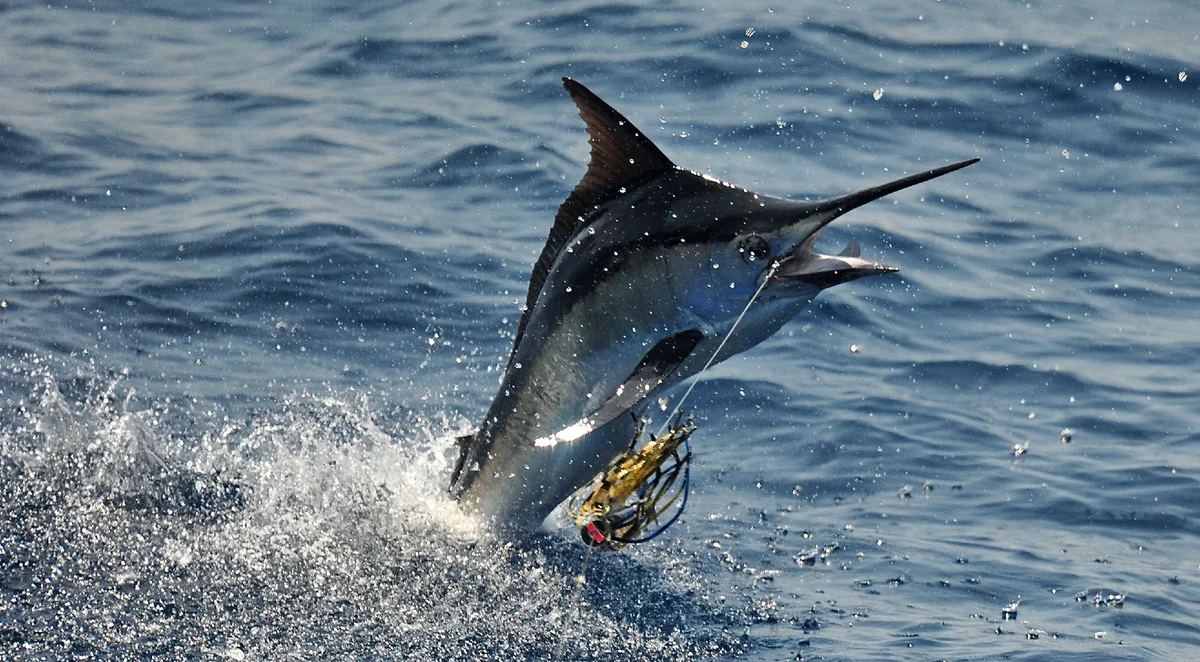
[450,78,977,530]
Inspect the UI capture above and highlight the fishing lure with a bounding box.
[565,414,694,550]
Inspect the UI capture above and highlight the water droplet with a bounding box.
[1060,428,1074,443]
[618,187,626,194]
[850,344,860,353]
[678,131,689,138]
[565,286,572,293]
[739,40,749,49]
[873,88,884,101]
[745,27,755,37]
[1113,82,1123,91]
[1061,149,1070,158]
[1180,71,1188,82]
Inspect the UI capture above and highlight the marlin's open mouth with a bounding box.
[772,237,899,287]
[758,156,979,289]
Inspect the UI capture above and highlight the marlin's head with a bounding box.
[681,158,979,319]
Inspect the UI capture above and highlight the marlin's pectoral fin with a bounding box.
[595,328,703,425]
[534,329,703,448]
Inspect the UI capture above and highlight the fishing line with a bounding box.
[656,261,780,437]
[558,517,599,659]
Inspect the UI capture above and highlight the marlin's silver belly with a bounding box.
[455,253,684,527]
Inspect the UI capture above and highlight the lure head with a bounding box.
[580,519,612,548]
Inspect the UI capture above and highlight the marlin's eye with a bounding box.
[738,235,770,264]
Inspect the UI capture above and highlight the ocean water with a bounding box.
[2,1,1198,660]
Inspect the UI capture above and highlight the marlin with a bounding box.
[450,78,977,530]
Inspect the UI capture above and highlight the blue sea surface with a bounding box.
[2,1,1198,659]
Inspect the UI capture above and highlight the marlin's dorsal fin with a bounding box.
[509,78,676,366]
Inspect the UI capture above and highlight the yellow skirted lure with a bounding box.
[565,415,695,550]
